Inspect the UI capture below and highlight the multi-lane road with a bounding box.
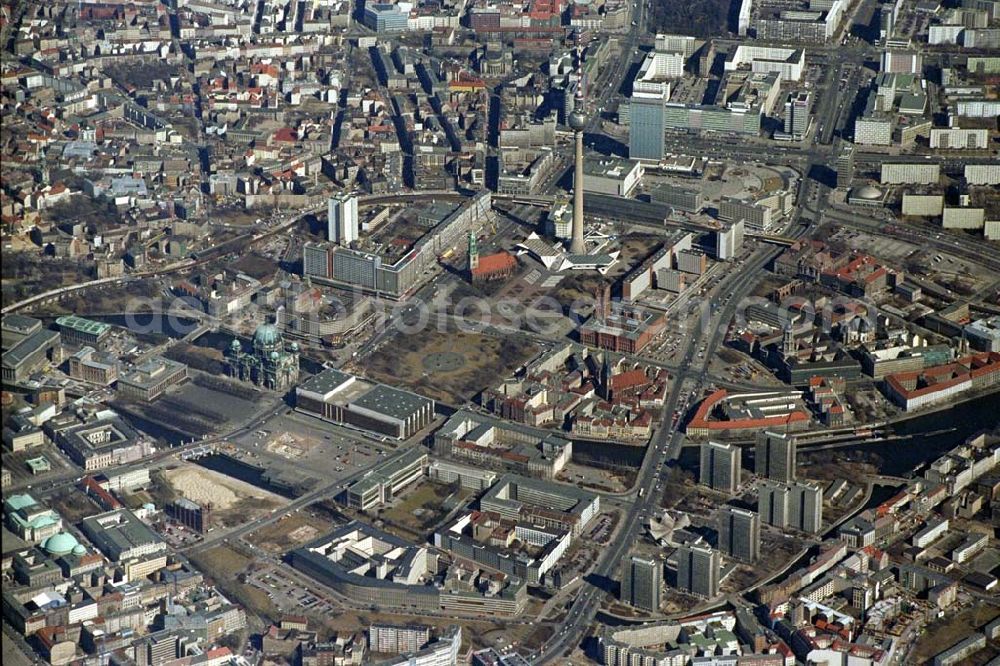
[10,3,993,657]
[525,17,993,648]
[533,69,829,659]
[181,443,422,556]
[533,228,795,661]
[533,156,817,661]
[8,399,292,500]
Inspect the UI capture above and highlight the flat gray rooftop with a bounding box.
[351,384,433,420]
[298,367,353,395]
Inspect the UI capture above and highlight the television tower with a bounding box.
[568,74,587,255]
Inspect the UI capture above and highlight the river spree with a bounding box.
[575,390,1000,478]
[826,390,1000,477]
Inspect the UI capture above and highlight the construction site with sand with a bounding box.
[158,462,287,529]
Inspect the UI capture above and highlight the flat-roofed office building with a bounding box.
[621,555,661,611]
[629,92,666,161]
[700,441,741,493]
[296,368,435,440]
[341,448,429,511]
[718,506,760,563]
[676,543,720,598]
[755,431,796,483]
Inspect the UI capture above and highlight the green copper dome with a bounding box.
[43,532,80,556]
[253,323,281,347]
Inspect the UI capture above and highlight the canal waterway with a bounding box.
[816,390,1000,477]
[579,391,1000,478]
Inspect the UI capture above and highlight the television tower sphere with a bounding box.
[568,109,587,131]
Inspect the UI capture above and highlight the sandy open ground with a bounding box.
[163,464,284,511]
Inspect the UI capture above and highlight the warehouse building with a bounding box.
[296,368,435,440]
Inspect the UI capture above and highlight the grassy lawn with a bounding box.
[374,481,471,540]
[911,605,1000,665]
[248,511,333,553]
[191,545,250,578]
[382,483,449,524]
[189,546,279,622]
[49,490,103,523]
[361,328,539,405]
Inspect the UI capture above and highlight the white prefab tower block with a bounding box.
[328,194,359,245]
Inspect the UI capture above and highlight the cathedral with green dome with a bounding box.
[225,322,300,390]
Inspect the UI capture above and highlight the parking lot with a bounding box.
[245,564,339,617]
[1,441,77,489]
[228,408,400,492]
